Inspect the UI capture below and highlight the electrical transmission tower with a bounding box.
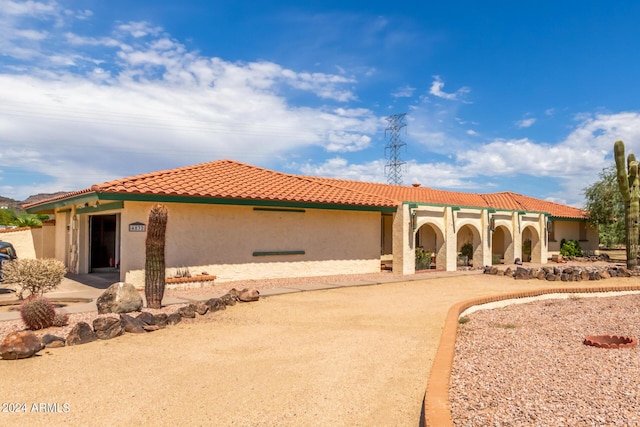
[384,113,407,185]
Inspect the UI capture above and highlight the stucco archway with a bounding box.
[491,225,514,264]
[415,222,445,270]
[456,224,482,267]
[522,226,541,263]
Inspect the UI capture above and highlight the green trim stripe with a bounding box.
[253,250,305,257]
[253,207,306,213]
[28,192,396,213]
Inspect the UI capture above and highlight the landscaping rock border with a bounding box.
[0,287,258,360]
[483,264,637,281]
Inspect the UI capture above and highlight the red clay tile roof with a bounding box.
[25,160,587,218]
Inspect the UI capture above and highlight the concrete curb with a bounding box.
[420,283,640,427]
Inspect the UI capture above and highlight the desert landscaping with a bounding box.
[1,261,639,426]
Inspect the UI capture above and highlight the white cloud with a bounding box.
[466,129,477,136]
[516,117,536,128]
[392,85,415,98]
[429,75,470,101]
[0,13,381,199]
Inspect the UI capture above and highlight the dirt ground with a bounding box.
[0,271,636,426]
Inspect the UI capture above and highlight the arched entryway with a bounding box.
[491,225,514,264]
[522,226,541,263]
[457,224,482,267]
[415,223,445,270]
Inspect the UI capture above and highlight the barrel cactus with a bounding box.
[145,204,168,309]
[20,296,56,330]
[614,140,639,269]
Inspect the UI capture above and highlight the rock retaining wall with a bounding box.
[484,265,640,281]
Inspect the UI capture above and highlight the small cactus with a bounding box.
[53,311,69,327]
[20,296,56,330]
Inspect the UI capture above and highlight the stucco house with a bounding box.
[24,160,596,288]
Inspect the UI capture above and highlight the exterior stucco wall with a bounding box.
[0,225,56,260]
[0,228,37,259]
[548,220,599,254]
[120,202,382,288]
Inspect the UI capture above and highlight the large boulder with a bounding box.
[1,331,44,360]
[96,282,143,314]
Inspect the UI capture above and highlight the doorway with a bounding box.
[90,214,119,272]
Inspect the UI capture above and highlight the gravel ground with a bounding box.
[450,293,640,426]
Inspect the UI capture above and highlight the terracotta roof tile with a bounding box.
[25,160,587,219]
[88,160,397,208]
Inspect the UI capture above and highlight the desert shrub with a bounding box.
[460,242,474,259]
[20,296,56,330]
[415,247,432,270]
[52,311,70,327]
[560,239,583,257]
[2,258,67,299]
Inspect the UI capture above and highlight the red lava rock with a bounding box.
[583,335,638,349]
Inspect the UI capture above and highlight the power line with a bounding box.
[384,113,407,185]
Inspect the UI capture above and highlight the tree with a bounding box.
[583,165,625,248]
[145,204,168,309]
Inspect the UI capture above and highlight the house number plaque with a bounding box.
[128,222,146,232]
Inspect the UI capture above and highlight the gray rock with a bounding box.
[96,282,143,314]
[42,334,65,348]
[238,288,260,302]
[136,312,156,326]
[219,294,237,306]
[66,322,97,346]
[93,317,125,340]
[178,304,196,318]
[204,298,227,312]
[514,267,530,280]
[167,313,182,325]
[154,313,168,328]
[119,314,147,333]
[194,302,209,315]
[1,331,44,359]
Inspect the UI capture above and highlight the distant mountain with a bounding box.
[0,192,68,212]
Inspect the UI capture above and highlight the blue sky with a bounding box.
[2,1,640,206]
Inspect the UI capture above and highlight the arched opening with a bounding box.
[456,224,482,267]
[522,226,541,263]
[491,225,514,264]
[415,223,445,270]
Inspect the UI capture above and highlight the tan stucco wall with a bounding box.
[0,228,36,259]
[548,220,599,254]
[0,225,55,259]
[120,202,382,288]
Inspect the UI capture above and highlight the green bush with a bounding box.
[415,247,433,270]
[560,239,583,257]
[2,258,67,299]
[460,242,474,259]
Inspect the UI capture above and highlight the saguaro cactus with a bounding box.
[145,204,168,309]
[614,140,639,269]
